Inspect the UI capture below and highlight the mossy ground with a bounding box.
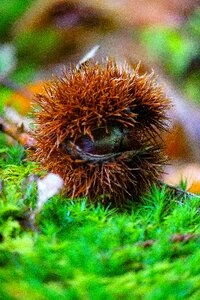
[0,141,200,300]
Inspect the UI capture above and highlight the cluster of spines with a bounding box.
[31,60,170,205]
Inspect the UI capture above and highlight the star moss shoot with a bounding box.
[31,60,170,205]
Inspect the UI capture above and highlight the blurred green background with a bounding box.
[0,0,199,103]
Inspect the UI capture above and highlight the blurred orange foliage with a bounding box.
[5,82,44,115]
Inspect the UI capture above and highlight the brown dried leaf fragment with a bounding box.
[170,233,200,243]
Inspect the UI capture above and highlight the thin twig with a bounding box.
[4,106,31,132]
[139,233,200,248]
[0,116,35,148]
[76,45,100,69]
[157,179,200,199]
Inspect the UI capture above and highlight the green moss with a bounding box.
[0,141,200,299]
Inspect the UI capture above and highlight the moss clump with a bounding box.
[0,142,200,299]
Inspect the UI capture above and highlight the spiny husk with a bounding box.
[31,60,170,205]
